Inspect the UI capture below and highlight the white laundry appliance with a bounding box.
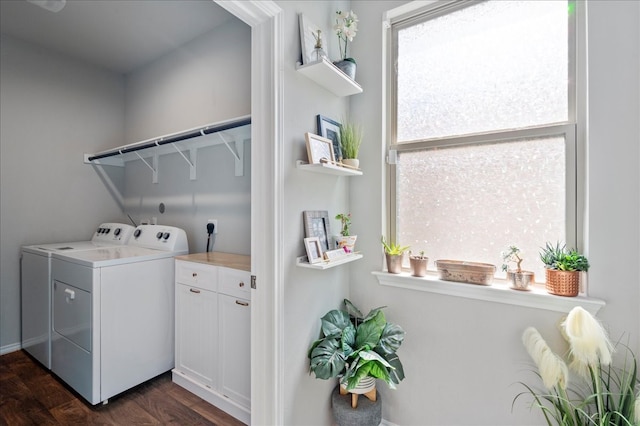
[50,224,188,405]
[21,223,135,369]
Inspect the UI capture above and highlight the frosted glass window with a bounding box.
[396,0,569,142]
[396,137,565,280]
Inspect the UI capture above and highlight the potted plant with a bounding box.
[339,119,363,169]
[539,242,590,297]
[334,213,357,253]
[409,250,428,277]
[501,245,534,291]
[308,299,405,415]
[333,10,358,80]
[515,306,639,425]
[381,236,409,274]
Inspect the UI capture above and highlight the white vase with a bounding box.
[334,235,357,253]
[339,376,375,395]
[342,158,359,169]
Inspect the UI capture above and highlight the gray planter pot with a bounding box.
[334,59,356,80]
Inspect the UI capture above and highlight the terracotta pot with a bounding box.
[409,256,428,277]
[545,269,581,297]
[385,253,403,274]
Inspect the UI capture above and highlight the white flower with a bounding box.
[562,306,614,376]
[522,327,569,390]
[334,10,358,59]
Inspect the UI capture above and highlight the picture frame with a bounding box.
[298,14,328,65]
[317,115,343,162]
[303,210,331,252]
[304,237,323,264]
[305,132,335,165]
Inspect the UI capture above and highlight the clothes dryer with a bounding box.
[50,225,188,404]
[20,223,134,368]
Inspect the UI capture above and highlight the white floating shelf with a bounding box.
[296,254,363,270]
[296,160,362,176]
[296,58,363,97]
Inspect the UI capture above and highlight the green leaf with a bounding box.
[320,309,351,338]
[343,299,363,319]
[341,324,356,357]
[378,322,405,354]
[309,338,346,380]
[355,310,385,350]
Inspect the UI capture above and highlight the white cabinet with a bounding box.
[172,255,251,425]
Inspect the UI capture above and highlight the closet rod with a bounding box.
[87,116,251,162]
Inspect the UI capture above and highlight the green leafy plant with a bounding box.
[335,213,352,237]
[339,120,363,160]
[381,236,409,256]
[308,299,405,391]
[540,242,590,271]
[514,306,639,425]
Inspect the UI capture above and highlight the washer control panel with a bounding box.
[130,225,188,252]
[91,223,135,244]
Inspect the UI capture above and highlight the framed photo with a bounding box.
[305,132,335,165]
[298,14,328,65]
[304,237,323,264]
[317,115,343,162]
[303,210,331,252]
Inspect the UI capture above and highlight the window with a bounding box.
[387,0,580,281]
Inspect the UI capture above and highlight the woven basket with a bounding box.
[545,269,580,297]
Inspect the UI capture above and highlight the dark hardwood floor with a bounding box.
[0,350,246,426]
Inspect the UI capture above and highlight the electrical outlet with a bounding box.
[207,219,218,234]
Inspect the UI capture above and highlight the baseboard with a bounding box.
[0,342,22,356]
[381,420,398,426]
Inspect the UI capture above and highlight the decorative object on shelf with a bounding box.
[303,210,331,252]
[311,30,328,62]
[305,132,335,165]
[539,241,589,297]
[308,299,405,415]
[333,10,358,80]
[299,14,328,65]
[381,236,409,274]
[435,260,495,285]
[304,237,323,264]
[339,118,363,169]
[514,306,638,426]
[409,251,428,277]
[333,213,357,253]
[317,115,343,162]
[501,245,534,291]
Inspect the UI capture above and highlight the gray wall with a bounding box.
[122,20,251,254]
[0,18,250,351]
[0,35,127,349]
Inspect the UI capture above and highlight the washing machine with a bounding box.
[50,224,188,405]
[20,223,135,369]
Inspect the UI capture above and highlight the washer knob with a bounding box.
[114,228,121,236]
[134,229,142,238]
[156,232,163,239]
[163,232,170,240]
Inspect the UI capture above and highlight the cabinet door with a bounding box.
[218,294,251,409]
[175,283,218,388]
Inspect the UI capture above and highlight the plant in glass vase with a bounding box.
[333,10,358,80]
[335,213,357,253]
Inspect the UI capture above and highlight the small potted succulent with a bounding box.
[334,213,357,253]
[381,236,409,274]
[501,245,534,291]
[408,250,428,277]
[539,242,589,297]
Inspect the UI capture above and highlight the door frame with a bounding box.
[213,1,284,424]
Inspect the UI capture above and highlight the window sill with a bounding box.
[373,271,605,315]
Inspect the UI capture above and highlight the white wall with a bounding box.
[276,1,353,425]
[343,1,639,425]
[0,35,127,350]
[122,20,251,254]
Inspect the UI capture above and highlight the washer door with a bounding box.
[53,280,91,352]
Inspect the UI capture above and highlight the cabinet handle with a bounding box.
[189,288,201,294]
[238,281,245,288]
[192,272,198,278]
[235,300,249,307]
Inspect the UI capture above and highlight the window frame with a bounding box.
[384,0,583,264]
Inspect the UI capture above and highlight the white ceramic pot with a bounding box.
[340,376,375,394]
[342,158,359,169]
[334,235,357,253]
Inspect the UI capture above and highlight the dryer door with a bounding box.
[53,280,91,352]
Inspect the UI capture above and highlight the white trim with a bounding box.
[373,271,605,315]
[0,342,21,356]
[214,1,284,425]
